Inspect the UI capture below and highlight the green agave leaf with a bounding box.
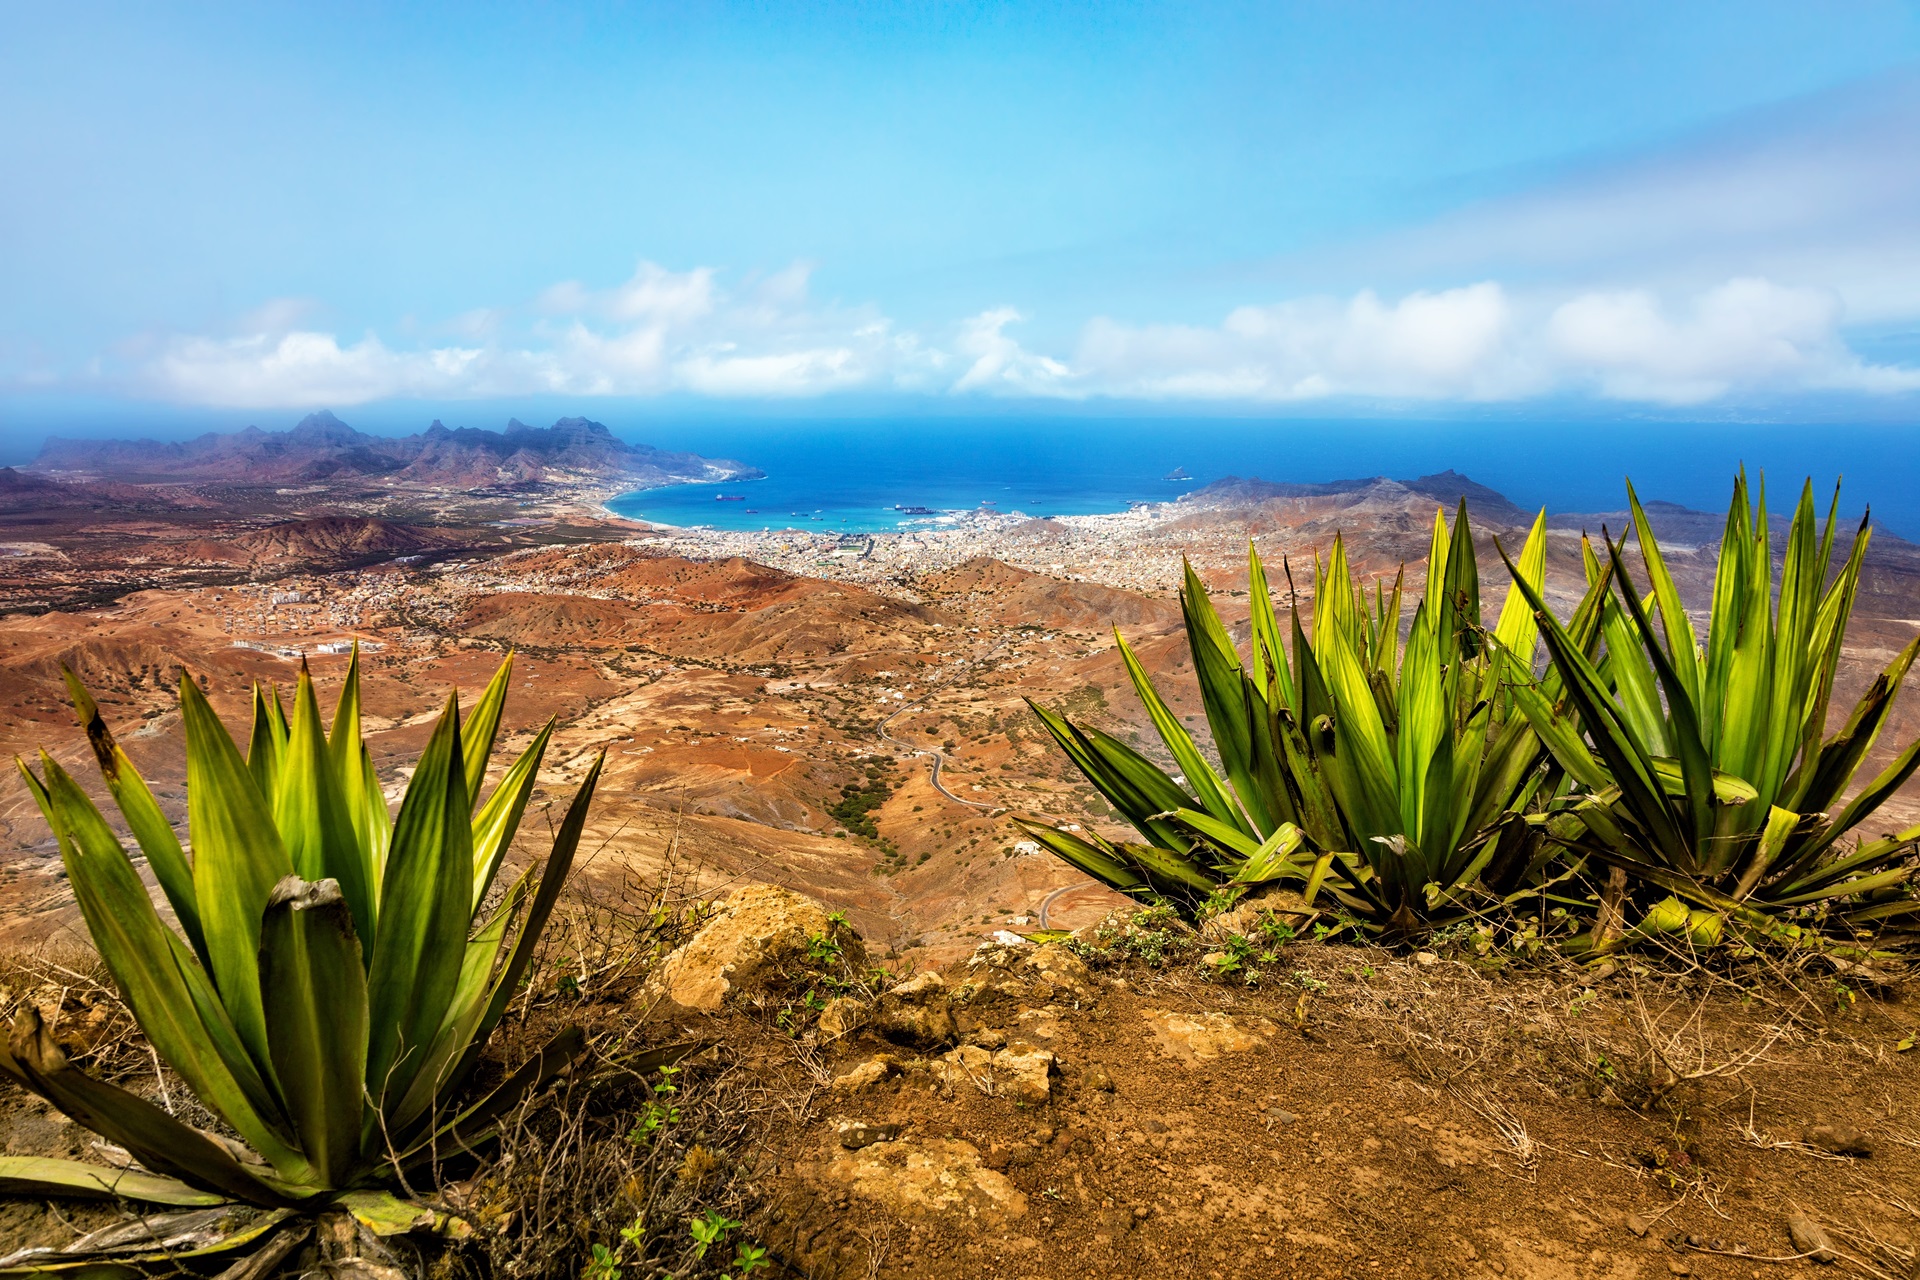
[1115,840,1219,894]
[1,1009,302,1209]
[461,653,516,814]
[1246,546,1298,715]
[1603,531,1718,853]
[1024,698,1195,849]
[1112,628,1240,829]
[1491,509,1548,664]
[470,719,554,910]
[246,685,287,808]
[59,668,205,965]
[1228,823,1309,884]
[1014,820,1148,896]
[1501,540,1690,868]
[1625,480,1704,709]
[18,756,301,1176]
[445,752,605,1100]
[1759,480,1825,803]
[277,665,376,950]
[1646,758,1757,806]
[0,1157,224,1206]
[1155,806,1265,862]
[260,876,368,1187]
[328,646,390,905]
[366,695,472,1110]
[388,868,532,1139]
[1310,607,1399,838]
[1787,635,1918,818]
[180,674,294,1081]
[1790,505,1872,793]
[1178,563,1272,833]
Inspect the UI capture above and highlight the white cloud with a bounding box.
[951,308,1073,394]
[1298,74,1920,326]
[1546,278,1920,404]
[1072,282,1531,401]
[141,261,938,406]
[130,265,1919,409]
[149,331,483,407]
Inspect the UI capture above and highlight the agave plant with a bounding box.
[1505,474,1920,947]
[1022,502,1605,932]
[0,650,601,1238]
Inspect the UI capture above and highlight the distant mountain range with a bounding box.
[29,411,762,489]
[1190,470,1533,524]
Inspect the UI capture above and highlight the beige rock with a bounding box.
[1020,943,1093,996]
[1142,1008,1277,1063]
[816,996,868,1041]
[831,1057,898,1092]
[644,883,864,1012]
[1200,889,1316,942]
[804,1136,1027,1227]
[1785,1211,1835,1263]
[874,971,957,1046]
[934,1044,1054,1103]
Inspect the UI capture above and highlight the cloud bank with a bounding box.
[124,263,1918,410]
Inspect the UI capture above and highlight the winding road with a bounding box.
[1036,884,1074,930]
[878,703,1001,812]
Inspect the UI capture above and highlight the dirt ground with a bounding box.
[737,927,1920,1280]
[2,896,1919,1280]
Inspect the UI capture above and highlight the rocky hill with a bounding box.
[29,411,762,489]
[1189,469,1533,525]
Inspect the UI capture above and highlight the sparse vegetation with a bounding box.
[1023,476,1920,953]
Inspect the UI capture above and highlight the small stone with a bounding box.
[832,1057,898,1092]
[1666,1261,1690,1276]
[1803,1122,1874,1158]
[1084,1068,1116,1093]
[1414,951,1439,967]
[1626,1214,1650,1238]
[1786,1211,1836,1264]
[817,996,868,1041]
[969,1027,1009,1050]
[1268,1108,1299,1125]
[1132,1205,1150,1220]
[834,1120,900,1150]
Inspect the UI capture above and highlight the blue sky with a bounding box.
[4,0,1920,434]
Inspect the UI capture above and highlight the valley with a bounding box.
[6,463,1920,967]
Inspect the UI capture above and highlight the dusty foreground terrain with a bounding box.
[4,880,1915,1280]
[2,471,1920,1277]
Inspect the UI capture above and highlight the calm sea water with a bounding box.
[606,418,1920,539]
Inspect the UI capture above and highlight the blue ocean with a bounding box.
[605,418,1920,538]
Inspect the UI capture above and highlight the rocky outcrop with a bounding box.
[872,972,956,1047]
[643,883,864,1013]
[800,1136,1027,1228]
[1140,1008,1276,1064]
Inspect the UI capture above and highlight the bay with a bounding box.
[605,417,1920,537]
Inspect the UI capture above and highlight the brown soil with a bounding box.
[747,940,1920,1280]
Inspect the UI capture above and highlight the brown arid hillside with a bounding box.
[7,478,1920,954]
[1,474,1919,1279]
